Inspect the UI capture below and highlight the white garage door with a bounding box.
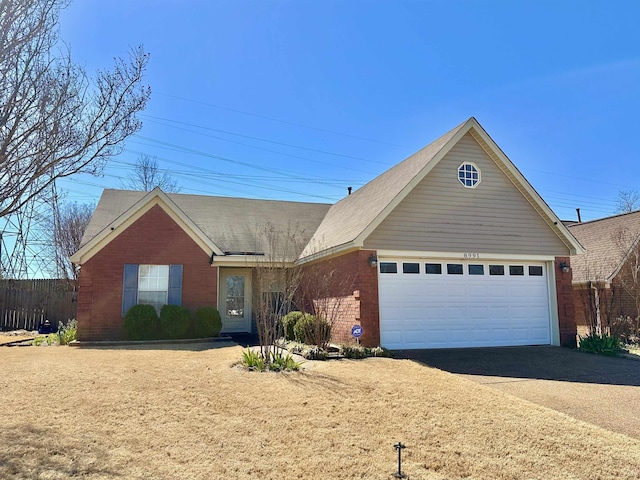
[378,259,551,349]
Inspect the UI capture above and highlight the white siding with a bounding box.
[363,133,569,255]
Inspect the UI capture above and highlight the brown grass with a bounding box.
[2,343,640,479]
[0,334,34,345]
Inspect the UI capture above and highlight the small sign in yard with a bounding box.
[351,325,362,338]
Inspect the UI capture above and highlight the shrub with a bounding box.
[242,348,265,371]
[124,304,158,340]
[611,316,634,342]
[193,307,222,338]
[340,344,392,359]
[160,304,191,339]
[368,346,392,358]
[281,311,307,341]
[578,333,623,356]
[340,344,368,359]
[269,352,302,371]
[58,319,77,345]
[300,346,328,360]
[241,348,303,371]
[33,335,57,346]
[293,314,331,347]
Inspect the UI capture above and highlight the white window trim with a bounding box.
[458,161,481,188]
[138,264,169,313]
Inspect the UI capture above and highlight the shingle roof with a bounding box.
[568,211,640,283]
[81,189,331,262]
[76,117,584,266]
[299,118,469,258]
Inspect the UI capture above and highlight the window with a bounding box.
[226,275,245,318]
[468,264,484,275]
[447,263,463,275]
[489,265,505,276]
[138,265,169,313]
[509,265,524,276]
[529,266,544,276]
[425,263,442,274]
[380,262,398,274]
[458,162,481,188]
[403,262,420,274]
[122,264,182,316]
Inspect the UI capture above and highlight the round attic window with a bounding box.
[458,162,480,188]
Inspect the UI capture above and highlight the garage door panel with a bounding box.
[469,306,490,319]
[379,258,551,349]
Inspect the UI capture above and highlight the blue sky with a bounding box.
[57,0,640,222]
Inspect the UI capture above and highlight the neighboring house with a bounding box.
[71,117,584,349]
[568,211,640,336]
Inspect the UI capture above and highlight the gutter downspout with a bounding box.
[589,281,602,335]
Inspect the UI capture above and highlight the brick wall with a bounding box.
[302,249,380,347]
[573,274,637,339]
[77,204,217,341]
[555,256,577,347]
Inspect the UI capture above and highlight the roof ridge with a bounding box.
[568,209,640,228]
[102,188,332,207]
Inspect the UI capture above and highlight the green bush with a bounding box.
[293,314,331,347]
[124,304,159,340]
[33,334,58,346]
[281,311,307,341]
[268,352,302,371]
[160,304,191,339]
[578,333,623,356]
[241,348,302,371]
[242,348,265,371]
[193,307,222,338]
[58,319,77,345]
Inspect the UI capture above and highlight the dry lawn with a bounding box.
[0,332,35,346]
[1,343,640,479]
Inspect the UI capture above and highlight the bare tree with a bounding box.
[48,201,93,283]
[0,0,151,219]
[616,190,640,214]
[120,154,180,192]
[298,257,355,348]
[612,227,640,336]
[251,223,305,365]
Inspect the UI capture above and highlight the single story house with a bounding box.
[568,211,640,337]
[71,117,584,349]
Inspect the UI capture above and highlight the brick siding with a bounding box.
[76,204,217,341]
[555,256,577,347]
[302,250,380,347]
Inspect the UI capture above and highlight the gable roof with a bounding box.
[299,117,584,261]
[71,188,331,265]
[568,210,640,284]
[73,118,583,266]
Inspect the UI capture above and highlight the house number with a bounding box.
[463,252,480,259]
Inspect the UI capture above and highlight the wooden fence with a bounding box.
[0,279,77,331]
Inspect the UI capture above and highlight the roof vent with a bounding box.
[348,186,352,195]
[576,208,582,223]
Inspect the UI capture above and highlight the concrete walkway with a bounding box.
[396,346,640,440]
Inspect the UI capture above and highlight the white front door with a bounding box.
[219,268,252,333]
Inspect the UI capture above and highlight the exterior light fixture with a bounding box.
[559,262,570,273]
[368,254,378,268]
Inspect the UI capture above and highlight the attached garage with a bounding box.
[378,258,553,349]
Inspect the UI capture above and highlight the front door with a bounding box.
[219,268,252,333]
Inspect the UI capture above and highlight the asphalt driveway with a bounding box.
[396,346,640,439]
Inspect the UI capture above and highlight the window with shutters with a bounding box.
[122,264,183,316]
